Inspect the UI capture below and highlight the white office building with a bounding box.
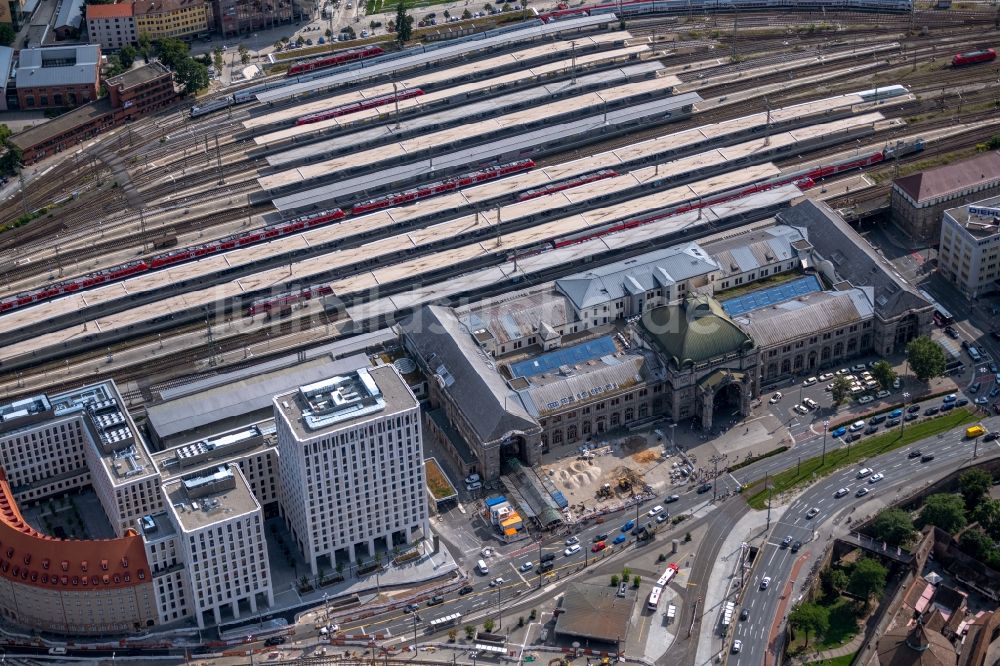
[274,365,427,574]
[163,464,273,629]
[939,196,1000,298]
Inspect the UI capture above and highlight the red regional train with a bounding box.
[286,46,385,77]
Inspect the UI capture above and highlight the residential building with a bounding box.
[212,0,297,39]
[273,365,427,573]
[14,45,101,110]
[133,0,210,40]
[9,61,177,163]
[891,151,1000,243]
[938,196,1000,298]
[162,464,272,628]
[86,1,136,50]
[54,0,85,38]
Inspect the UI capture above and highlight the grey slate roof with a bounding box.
[401,305,539,444]
[55,0,86,31]
[16,45,99,87]
[703,225,804,278]
[459,289,571,346]
[517,355,647,417]
[776,200,932,320]
[0,47,14,85]
[893,151,1000,203]
[556,242,718,311]
[733,289,874,348]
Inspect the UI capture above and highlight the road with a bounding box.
[731,411,1000,666]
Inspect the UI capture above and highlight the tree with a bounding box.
[848,558,887,608]
[918,493,967,534]
[960,469,992,511]
[831,375,852,405]
[960,527,995,561]
[502,2,511,10]
[324,29,332,37]
[104,54,127,77]
[175,58,209,95]
[788,603,829,647]
[621,567,631,579]
[0,23,14,47]
[462,8,472,18]
[869,508,916,547]
[447,628,457,642]
[483,3,493,11]
[610,574,620,586]
[821,568,849,596]
[213,47,224,72]
[239,44,251,65]
[464,624,476,640]
[632,575,641,587]
[395,1,413,43]
[906,336,946,382]
[138,32,153,61]
[520,0,527,7]
[155,37,190,69]
[443,8,450,17]
[871,360,897,390]
[483,618,495,633]
[296,35,306,45]
[974,498,1000,541]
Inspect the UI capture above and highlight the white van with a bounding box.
[48,648,68,655]
[477,559,489,575]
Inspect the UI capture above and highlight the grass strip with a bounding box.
[746,408,978,509]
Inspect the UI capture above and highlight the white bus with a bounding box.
[647,586,663,610]
[648,563,680,610]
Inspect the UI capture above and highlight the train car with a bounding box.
[855,84,909,102]
[952,48,996,67]
[539,0,912,21]
[295,88,424,125]
[285,45,386,77]
[517,169,618,201]
[190,97,234,118]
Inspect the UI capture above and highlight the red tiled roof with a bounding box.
[86,2,134,19]
[893,151,1000,203]
[0,469,150,590]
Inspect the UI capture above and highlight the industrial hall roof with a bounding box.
[15,45,100,88]
[554,582,635,644]
[640,295,753,370]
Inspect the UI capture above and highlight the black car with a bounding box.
[459,586,474,595]
[905,413,919,421]
[921,454,936,463]
[538,561,554,574]
[945,326,959,339]
[907,404,921,413]
[739,608,749,621]
[865,425,879,435]
[924,406,940,416]
[886,418,901,427]
[908,450,922,459]
[869,414,887,425]
[427,595,444,606]
[942,402,955,412]
[697,483,713,494]
[984,432,999,442]
[791,540,802,552]
[264,637,287,647]
[956,398,969,407]
[540,552,556,563]
[847,432,862,442]
[594,533,609,542]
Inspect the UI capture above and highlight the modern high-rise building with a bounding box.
[938,196,1000,299]
[274,365,427,574]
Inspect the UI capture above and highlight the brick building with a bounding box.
[9,61,176,163]
[890,151,1000,243]
[86,1,136,50]
[14,45,101,110]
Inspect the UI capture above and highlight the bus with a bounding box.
[919,289,955,326]
[648,563,680,609]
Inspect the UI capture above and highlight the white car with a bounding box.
[564,544,581,556]
[858,395,874,404]
[869,473,884,483]
[565,535,579,546]
[893,377,901,389]
[803,377,817,386]
[803,398,818,410]
[819,372,834,381]
[648,505,664,516]
[769,392,783,404]
[876,390,890,399]
[857,467,873,478]
[760,576,772,590]
[849,420,866,432]
[806,507,820,519]
[852,363,867,372]
[489,577,505,587]
[795,404,809,415]
[732,640,742,654]
[519,561,533,572]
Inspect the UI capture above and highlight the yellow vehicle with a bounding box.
[966,425,987,439]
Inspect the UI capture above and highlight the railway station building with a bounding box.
[890,151,1000,244]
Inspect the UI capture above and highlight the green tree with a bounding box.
[138,32,153,61]
[0,23,14,46]
[117,44,137,69]
[443,8,450,17]
[0,123,10,143]
[104,54,127,77]
[974,498,1000,541]
[960,527,995,561]
[788,603,829,647]
[960,469,992,511]
[155,37,190,69]
[238,43,250,65]
[395,1,413,43]
[483,3,493,11]
[175,58,209,95]
[869,508,916,547]
[464,624,475,640]
[632,575,641,587]
[483,618,495,633]
[821,568,849,595]
[213,46,224,72]
[610,574,620,586]
[621,567,631,579]
[906,336,947,382]
[296,35,306,45]
[831,375,852,405]
[918,493,967,534]
[848,558,887,608]
[462,8,472,18]
[871,360,897,390]
[502,2,511,10]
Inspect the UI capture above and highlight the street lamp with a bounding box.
[821,420,830,465]
[901,392,910,435]
[497,583,503,630]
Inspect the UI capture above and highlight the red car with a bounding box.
[591,541,607,553]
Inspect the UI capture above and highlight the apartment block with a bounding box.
[938,196,1000,298]
[134,0,210,40]
[85,1,136,50]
